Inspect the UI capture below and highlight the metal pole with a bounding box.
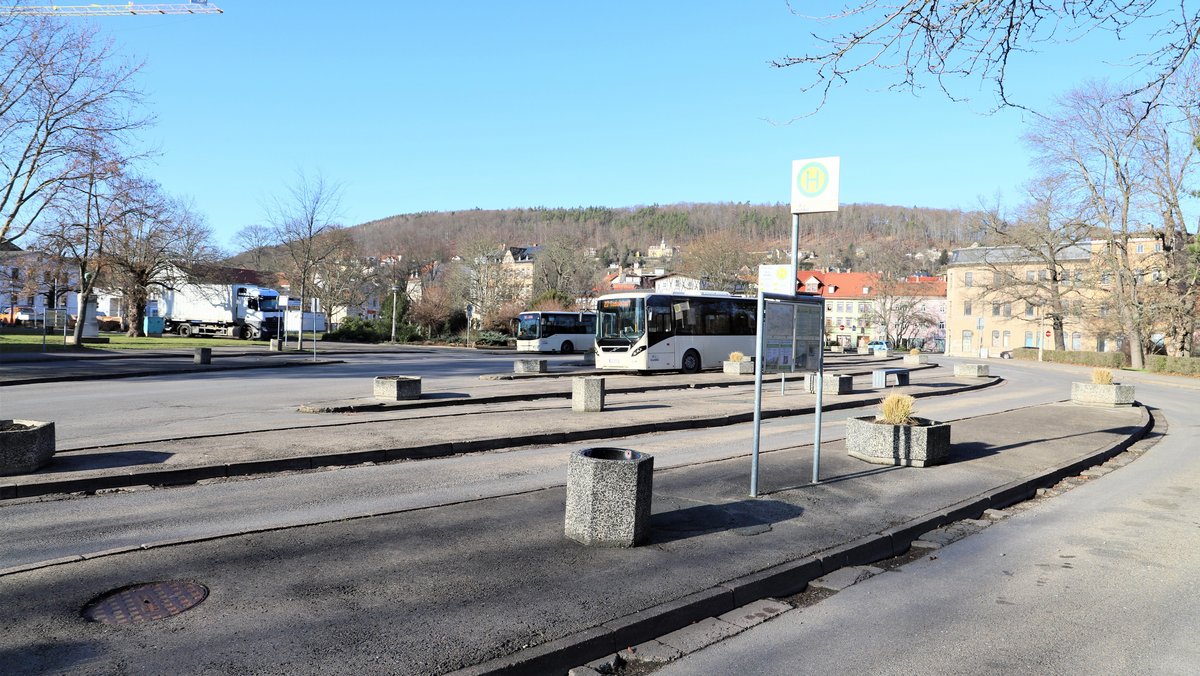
[813,298,826,484]
[390,285,399,343]
[1038,312,1045,362]
[750,292,767,497]
[311,299,318,362]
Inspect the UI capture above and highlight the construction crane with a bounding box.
[2,1,222,15]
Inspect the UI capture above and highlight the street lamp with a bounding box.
[390,285,399,343]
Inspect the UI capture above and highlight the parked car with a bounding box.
[0,306,33,325]
[866,340,891,351]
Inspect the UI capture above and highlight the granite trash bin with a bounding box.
[565,447,653,547]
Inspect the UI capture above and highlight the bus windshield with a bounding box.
[597,297,645,345]
[516,313,541,340]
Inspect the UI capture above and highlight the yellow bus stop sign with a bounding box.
[791,156,840,214]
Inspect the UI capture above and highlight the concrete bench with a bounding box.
[871,368,909,388]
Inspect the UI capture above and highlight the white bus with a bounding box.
[594,290,757,373]
[515,311,597,353]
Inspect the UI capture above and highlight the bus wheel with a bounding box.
[560,341,574,354]
[681,349,701,374]
[178,324,192,337]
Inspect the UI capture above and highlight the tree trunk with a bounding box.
[125,287,148,337]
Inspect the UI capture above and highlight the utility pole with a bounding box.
[390,286,399,343]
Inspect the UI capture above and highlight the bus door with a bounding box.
[645,296,675,368]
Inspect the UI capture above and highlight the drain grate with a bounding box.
[82,580,209,625]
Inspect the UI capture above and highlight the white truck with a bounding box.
[157,283,283,340]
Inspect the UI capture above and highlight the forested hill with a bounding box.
[348,202,983,262]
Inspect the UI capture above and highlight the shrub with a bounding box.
[473,330,510,346]
[1091,368,1114,385]
[323,316,388,343]
[876,393,916,425]
[1010,348,1126,368]
[728,351,745,362]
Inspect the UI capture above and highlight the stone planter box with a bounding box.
[194,347,212,365]
[572,376,605,412]
[0,420,56,476]
[857,347,872,355]
[565,447,653,547]
[830,345,844,353]
[1071,382,1135,407]
[804,373,852,395]
[723,360,755,375]
[269,339,284,351]
[514,359,548,374]
[846,416,951,468]
[954,363,989,377]
[872,348,891,358]
[373,375,422,401]
[903,354,928,366]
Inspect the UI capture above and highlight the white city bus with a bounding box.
[515,311,597,353]
[594,290,757,373]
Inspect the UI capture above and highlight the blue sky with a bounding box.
[93,2,1163,250]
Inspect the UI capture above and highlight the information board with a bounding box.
[760,295,824,374]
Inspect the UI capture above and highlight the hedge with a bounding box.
[1145,355,1200,377]
[1009,347,1128,368]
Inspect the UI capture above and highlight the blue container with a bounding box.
[143,316,165,336]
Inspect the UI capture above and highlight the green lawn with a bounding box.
[0,327,275,352]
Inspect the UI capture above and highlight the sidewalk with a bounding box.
[0,400,1151,675]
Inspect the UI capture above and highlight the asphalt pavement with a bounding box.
[0,354,1154,674]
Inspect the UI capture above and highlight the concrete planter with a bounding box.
[1071,382,1135,407]
[373,375,422,401]
[565,447,653,547]
[0,420,56,476]
[845,416,951,468]
[723,360,755,375]
[829,345,844,353]
[856,347,871,355]
[514,359,548,374]
[902,354,928,366]
[872,348,891,358]
[194,347,212,365]
[954,363,990,377]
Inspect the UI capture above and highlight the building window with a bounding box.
[961,330,974,353]
[1026,270,1035,282]
[1101,272,1112,285]
[1040,269,1050,281]
[1003,331,1011,348]
[1099,304,1108,318]
[836,302,844,312]
[964,272,973,287]
[1136,243,1145,254]
[1155,241,1163,252]
[1072,332,1082,351]
[858,302,866,312]
[1003,303,1011,317]
[991,330,1000,347]
[1025,303,1036,318]
[963,300,972,316]
[1025,331,1034,347]
[991,302,1000,317]
[992,271,1000,285]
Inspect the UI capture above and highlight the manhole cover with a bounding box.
[82,580,208,625]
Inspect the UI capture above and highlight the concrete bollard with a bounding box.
[269,338,284,351]
[514,359,548,374]
[805,373,853,395]
[194,347,212,365]
[373,375,422,401]
[572,376,605,412]
[954,363,990,377]
[565,448,653,547]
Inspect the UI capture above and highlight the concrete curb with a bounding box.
[3,377,1002,501]
[453,404,1154,675]
[303,362,946,413]
[0,358,345,387]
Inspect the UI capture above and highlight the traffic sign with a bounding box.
[791,157,840,214]
[1045,330,1051,337]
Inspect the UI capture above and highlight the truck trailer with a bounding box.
[157,283,283,340]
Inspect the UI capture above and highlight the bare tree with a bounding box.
[233,223,276,270]
[678,231,757,293]
[775,1,1200,110]
[0,16,145,246]
[974,175,1095,351]
[104,186,219,336]
[265,171,343,347]
[858,247,937,347]
[446,238,520,330]
[531,234,600,308]
[310,228,379,328]
[1026,82,1153,367]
